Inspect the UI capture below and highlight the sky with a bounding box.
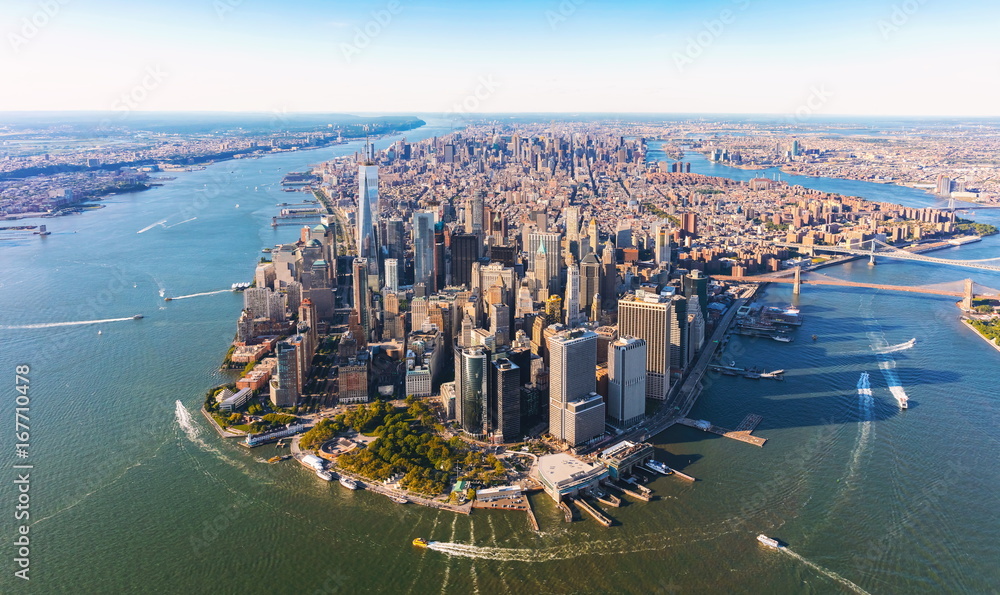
[2,0,999,117]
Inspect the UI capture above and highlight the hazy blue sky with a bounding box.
[2,0,997,116]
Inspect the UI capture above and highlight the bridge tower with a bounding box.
[793,266,802,295]
[962,279,974,310]
[868,240,876,266]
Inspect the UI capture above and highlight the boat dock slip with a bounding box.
[559,500,574,522]
[677,415,768,447]
[596,493,621,507]
[605,482,652,502]
[572,498,613,527]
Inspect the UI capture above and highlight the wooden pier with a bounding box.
[572,498,613,527]
[606,482,652,502]
[558,500,574,522]
[525,499,540,532]
[676,415,768,447]
[669,468,697,482]
[595,493,621,508]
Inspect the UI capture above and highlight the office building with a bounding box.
[608,336,646,427]
[618,293,672,400]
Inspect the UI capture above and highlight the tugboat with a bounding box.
[757,534,782,549]
[412,538,429,548]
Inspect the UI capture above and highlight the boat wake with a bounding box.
[861,297,910,410]
[169,289,230,300]
[137,219,168,234]
[426,528,730,563]
[164,217,197,229]
[871,338,916,355]
[175,400,202,443]
[781,548,871,595]
[846,373,875,482]
[0,316,136,330]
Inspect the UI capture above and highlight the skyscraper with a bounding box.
[547,328,602,444]
[384,258,399,293]
[357,164,379,260]
[618,292,673,400]
[450,233,479,288]
[352,257,371,341]
[455,346,488,436]
[608,336,646,427]
[491,357,521,442]
[580,251,601,319]
[564,263,581,327]
[413,211,436,290]
[270,340,299,408]
[655,225,671,266]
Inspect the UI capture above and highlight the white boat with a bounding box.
[316,470,335,481]
[757,534,781,549]
[340,477,359,490]
[760,370,785,378]
[646,460,672,475]
[772,335,793,343]
[392,495,409,504]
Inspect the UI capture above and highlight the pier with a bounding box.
[571,497,613,527]
[676,415,768,447]
[558,500,574,522]
[525,499,540,531]
[669,468,697,482]
[605,482,652,502]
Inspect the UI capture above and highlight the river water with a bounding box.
[0,132,997,594]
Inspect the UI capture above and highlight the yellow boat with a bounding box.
[412,538,429,548]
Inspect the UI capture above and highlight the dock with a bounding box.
[668,468,697,482]
[525,499,540,531]
[676,414,768,447]
[605,482,652,502]
[595,492,621,508]
[571,497,613,527]
[558,500,574,522]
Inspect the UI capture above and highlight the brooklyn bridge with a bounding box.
[715,266,1000,309]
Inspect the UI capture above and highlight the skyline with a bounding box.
[3,0,999,117]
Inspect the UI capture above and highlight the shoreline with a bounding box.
[961,319,1000,354]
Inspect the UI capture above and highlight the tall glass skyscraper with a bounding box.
[357,163,379,261]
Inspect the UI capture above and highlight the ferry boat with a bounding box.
[412,538,429,548]
[646,460,673,475]
[339,477,359,490]
[757,534,781,549]
[316,470,335,481]
[231,282,251,291]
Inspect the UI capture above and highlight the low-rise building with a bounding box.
[534,453,609,502]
